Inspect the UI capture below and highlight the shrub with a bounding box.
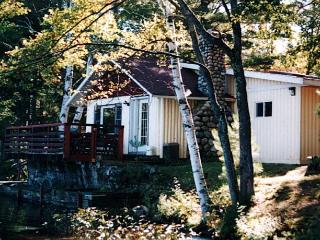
[157,179,202,226]
[212,115,259,168]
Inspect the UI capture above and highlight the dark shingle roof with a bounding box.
[123,57,205,97]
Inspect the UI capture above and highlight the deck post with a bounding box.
[118,126,124,161]
[64,124,71,160]
[91,127,97,162]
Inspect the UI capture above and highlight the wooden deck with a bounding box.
[4,123,124,162]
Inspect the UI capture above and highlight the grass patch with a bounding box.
[257,163,299,177]
[156,161,225,191]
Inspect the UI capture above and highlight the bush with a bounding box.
[71,207,197,239]
[157,179,202,226]
[212,115,259,168]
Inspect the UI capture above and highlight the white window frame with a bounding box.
[255,101,273,118]
[138,99,149,147]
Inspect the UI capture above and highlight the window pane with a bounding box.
[102,107,115,132]
[115,105,122,126]
[256,102,264,117]
[140,103,148,145]
[265,102,272,117]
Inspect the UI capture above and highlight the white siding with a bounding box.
[86,96,131,154]
[246,77,301,164]
[148,97,162,156]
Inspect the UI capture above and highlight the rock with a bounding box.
[132,205,149,217]
[204,131,212,138]
[193,116,201,121]
[196,132,204,138]
[204,144,211,151]
[195,121,203,127]
[202,117,209,122]
[201,138,208,144]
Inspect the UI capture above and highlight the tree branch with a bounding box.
[170,0,233,57]
[221,0,231,22]
[0,41,210,77]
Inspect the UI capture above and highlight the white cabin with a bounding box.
[70,56,320,164]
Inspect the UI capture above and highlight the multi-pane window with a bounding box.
[140,103,148,145]
[101,104,122,133]
[115,105,122,126]
[256,101,272,117]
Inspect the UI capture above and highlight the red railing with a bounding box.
[4,123,124,162]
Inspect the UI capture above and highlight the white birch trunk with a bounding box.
[59,65,73,123]
[72,55,93,124]
[158,0,210,220]
[59,0,74,124]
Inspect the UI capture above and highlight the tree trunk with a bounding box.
[187,24,239,204]
[59,62,73,123]
[231,52,254,205]
[229,0,255,204]
[158,0,211,219]
[72,55,93,124]
[59,0,74,124]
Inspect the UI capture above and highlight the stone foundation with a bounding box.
[27,159,156,193]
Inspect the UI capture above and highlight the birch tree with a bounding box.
[72,54,93,124]
[157,0,210,220]
[171,0,255,205]
[59,0,74,124]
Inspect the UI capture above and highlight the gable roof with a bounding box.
[117,56,205,97]
[68,56,206,106]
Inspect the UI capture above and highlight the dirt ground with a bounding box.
[238,166,320,239]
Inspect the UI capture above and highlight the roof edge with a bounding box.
[226,68,304,85]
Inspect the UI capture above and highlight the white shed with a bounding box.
[226,69,320,164]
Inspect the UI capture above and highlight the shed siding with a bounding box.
[162,98,198,159]
[300,86,320,163]
[246,77,301,164]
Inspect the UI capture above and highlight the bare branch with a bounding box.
[169,0,233,57]
[221,0,231,22]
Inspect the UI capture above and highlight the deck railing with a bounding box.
[4,123,124,162]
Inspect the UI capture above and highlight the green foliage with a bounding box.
[295,0,320,75]
[157,179,202,225]
[307,156,320,175]
[71,207,195,239]
[243,54,276,70]
[212,115,259,168]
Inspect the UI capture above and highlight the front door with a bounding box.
[129,98,149,154]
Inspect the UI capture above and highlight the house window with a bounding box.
[115,105,122,126]
[140,102,148,145]
[256,102,272,117]
[101,104,122,132]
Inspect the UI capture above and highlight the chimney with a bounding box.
[198,31,226,107]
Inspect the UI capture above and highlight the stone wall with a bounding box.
[193,101,233,161]
[27,159,156,192]
[194,31,229,160]
[198,32,226,107]
[193,101,217,160]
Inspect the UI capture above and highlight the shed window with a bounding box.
[265,102,272,117]
[256,103,264,117]
[256,101,272,117]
